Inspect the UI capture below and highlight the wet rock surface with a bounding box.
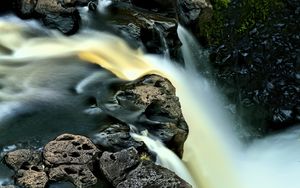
[4,136,191,188]
[92,123,146,153]
[100,147,192,188]
[97,75,189,158]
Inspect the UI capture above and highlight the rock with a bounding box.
[129,0,176,14]
[11,0,95,34]
[43,134,99,165]
[108,2,180,57]
[93,123,145,152]
[208,0,300,135]
[112,75,189,157]
[48,164,97,188]
[117,161,192,188]
[99,147,192,188]
[16,170,48,188]
[43,134,99,187]
[176,0,213,26]
[4,149,42,172]
[99,147,140,186]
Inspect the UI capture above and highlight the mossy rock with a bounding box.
[198,0,285,46]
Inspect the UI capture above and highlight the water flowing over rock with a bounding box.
[4,134,191,188]
[96,75,189,158]
[100,147,192,188]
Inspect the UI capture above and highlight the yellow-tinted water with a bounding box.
[0,20,243,188]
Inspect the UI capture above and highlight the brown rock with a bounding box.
[4,149,42,172]
[120,75,189,157]
[16,170,48,188]
[48,164,97,188]
[43,134,99,165]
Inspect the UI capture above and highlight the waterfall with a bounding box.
[1,18,300,188]
[130,130,196,187]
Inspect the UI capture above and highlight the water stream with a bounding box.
[0,15,300,188]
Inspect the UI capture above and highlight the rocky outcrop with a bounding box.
[96,75,189,158]
[4,135,192,188]
[100,147,192,188]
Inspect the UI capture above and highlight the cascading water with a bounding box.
[0,15,300,188]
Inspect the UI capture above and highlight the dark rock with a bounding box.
[43,134,99,165]
[108,2,180,57]
[98,75,189,158]
[16,169,48,188]
[117,161,192,188]
[12,0,37,17]
[4,149,42,172]
[93,123,145,152]
[48,165,97,188]
[11,0,96,34]
[176,0,213,25]
[100,147,139,186]
[42,11,80,35]
[207,0,300,135]
[99,147,192,188]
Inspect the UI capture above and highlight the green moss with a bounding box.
[236,0,285,34]
[200,0,230,45]
[212,0,231,10]
[199,0,285,46]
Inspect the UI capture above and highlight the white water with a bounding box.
[131,130,196,187]
[0,18,300,188]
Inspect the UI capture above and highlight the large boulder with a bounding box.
[97,75,189,158]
